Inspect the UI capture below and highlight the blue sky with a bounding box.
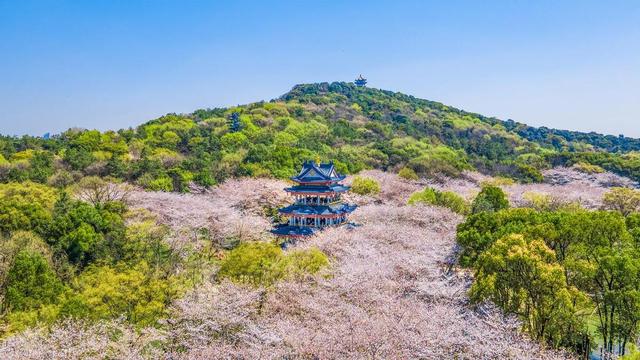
[1,0,639,136]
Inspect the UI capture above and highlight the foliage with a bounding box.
[481,176,515,187]
[602,187,640,216]
[408,145,470,178]
[0,182,56,234]
[397,167,418,180]
[350,176,381,196]
[217,242,328,286]
[522,191,581,212]
[2,81,640,191]
[408,187,469,214]
[4,251,65,312]
[3,81,640,356]
[47,194,126,268]
[573,161,605,174]
[72,176,131,208]
[146,176,173,192]
[60,262,178,327]
[458,208,640,356]
[470,234,589,349]
[471,185,509,214]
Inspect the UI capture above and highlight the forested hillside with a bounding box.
[3,82,640,359]
[1,82,640,193]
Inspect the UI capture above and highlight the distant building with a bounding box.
[228,112,241,132]
[42,132,51,140]
[271,160,357,239]
[354,74,367,87]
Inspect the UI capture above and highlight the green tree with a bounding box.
[603,187,640,216]
[471,185,509,214]
[471,234,589,350]
[60,262,177,327]
[0,182,56,234]
[47,194,126,267]
[4,250,64,312]
[63,147,95,171]
[565,211,638,355]
[28,151,54,183]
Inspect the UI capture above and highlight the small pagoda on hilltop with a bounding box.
[354,74,367,87]
[271,160,357,239]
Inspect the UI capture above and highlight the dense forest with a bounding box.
[3,82,640,358]
[1,82,640,193]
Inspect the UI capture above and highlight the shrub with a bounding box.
[573,161,605,174]
[218,242,328,286]
[408,187,469,214]
[481,176,515,187]
[408,188,437,205]
[514,163,544,183]
[471,185,509,214]
[147,176,173,192]
[194,170,216,187]
[218,242,283,286]
[438,191,470,215]
[350,176,381,196]
[522,191,581,212]
[398,167,419,181]
[602,187,640,216]
[167,168,193,193]
[283,248,330,277]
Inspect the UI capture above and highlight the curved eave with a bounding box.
[284,186,350,194]
[278,204,357,218]
[284,190,350,196]
[280,213,352,219]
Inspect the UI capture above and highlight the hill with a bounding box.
[4,82,640,358]
[1,81,640,191]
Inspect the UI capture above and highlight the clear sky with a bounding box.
[1,0,639,136]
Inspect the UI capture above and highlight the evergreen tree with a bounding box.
[4,250,64,312]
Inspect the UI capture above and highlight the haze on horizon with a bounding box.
[1,0,639,137]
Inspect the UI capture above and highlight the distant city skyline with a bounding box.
[1,0,639,137]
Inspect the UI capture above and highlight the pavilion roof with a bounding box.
[284,184,351,193]
[290,160,346,184]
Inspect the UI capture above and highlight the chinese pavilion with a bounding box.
[271,160,357,239]
[354,74,367,87]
